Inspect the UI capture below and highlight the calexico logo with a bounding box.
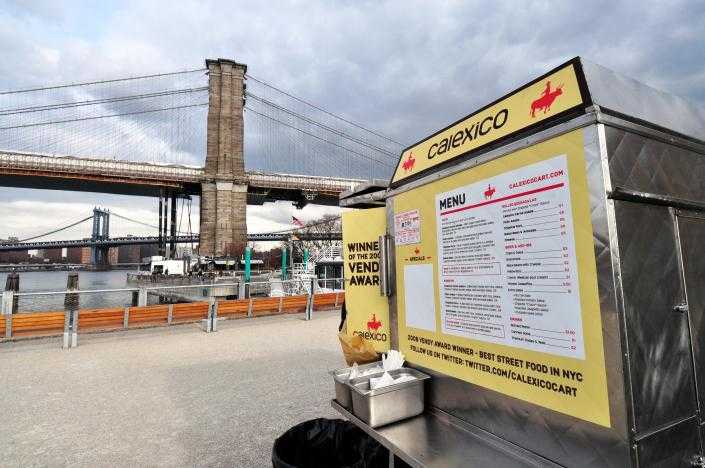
[352,313,387,342]
[401,152,416,172]
[427,108,509,160]
[392,61,584,184]
[367,314,382,331]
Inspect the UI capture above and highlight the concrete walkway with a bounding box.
[0,310,346,467]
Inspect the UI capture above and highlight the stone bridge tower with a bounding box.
[200,58,248,257]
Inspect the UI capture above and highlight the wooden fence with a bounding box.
[0,292,344,341]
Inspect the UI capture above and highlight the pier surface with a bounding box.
[0,310,344,467]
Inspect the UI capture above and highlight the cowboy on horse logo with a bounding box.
[401,152,416,172]
[483,184,496,199]
[530,81,563,118]
[367,314,382,331]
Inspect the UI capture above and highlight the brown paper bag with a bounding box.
[338,332,379,366]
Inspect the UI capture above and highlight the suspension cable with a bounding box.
[111,211,191,235]
[0,103,208,130]
[246,73,404,146]
[247,92,397,158]
[0,68,207,95]
[0,86,208,116]
[15,215,94,242]
[245,107,394,168]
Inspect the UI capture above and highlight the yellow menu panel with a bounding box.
[394,129,609,427]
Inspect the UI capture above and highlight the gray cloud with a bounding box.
[1,0,704,239]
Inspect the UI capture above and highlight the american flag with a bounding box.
[292,216,304,227]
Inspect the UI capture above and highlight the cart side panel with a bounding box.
[678,214,705,426]
[604,125,705,452]
[613,201,697,434]
[605,126,705,201]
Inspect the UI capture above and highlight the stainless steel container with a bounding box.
[349,368,430,428]
[329,361,384,409]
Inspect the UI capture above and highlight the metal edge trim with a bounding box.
[339,180,389,199]
[599,122,640,465]
[632,415,699,443]
[671,209,703,436]
[608,187,705,213]
[386,112,598,198]
[676,210,705,221]
[587,124,629,445]
[379,234,388,296]
[386,200,400,350]
[339,191,386,208]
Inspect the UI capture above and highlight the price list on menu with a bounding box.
[435,155,585,359]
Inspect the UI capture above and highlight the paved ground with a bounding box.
[0,310,346,467]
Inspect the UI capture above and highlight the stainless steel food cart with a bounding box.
[336,57,705,467]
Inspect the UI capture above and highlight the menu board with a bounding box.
[394,130,610,427]
[435,155,584,359]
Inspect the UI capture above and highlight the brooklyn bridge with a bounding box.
[0,58,401,259]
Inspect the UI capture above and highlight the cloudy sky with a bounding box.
[1,0,704,242]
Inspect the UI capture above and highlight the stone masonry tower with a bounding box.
[200,58,248,257]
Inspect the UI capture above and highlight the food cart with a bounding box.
[336,57,705,467]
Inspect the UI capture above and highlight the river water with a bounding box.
[0,270,137,312]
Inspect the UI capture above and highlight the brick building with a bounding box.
[118,244,141,263]
[37,248,63,262]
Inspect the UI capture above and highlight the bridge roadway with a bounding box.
[0,232,342,252]
[0,150,365,206]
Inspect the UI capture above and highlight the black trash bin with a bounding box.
[272,418,388,468]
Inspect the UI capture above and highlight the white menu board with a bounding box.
[435,155,585,359]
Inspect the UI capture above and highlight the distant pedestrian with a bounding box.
[338,300,347,332]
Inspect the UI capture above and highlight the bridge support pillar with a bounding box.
[91,208,111,269]
[200,182,247,257]
[199,183,216,256]
[200,58,248,258]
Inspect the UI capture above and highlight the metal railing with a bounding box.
[1,277,345,349]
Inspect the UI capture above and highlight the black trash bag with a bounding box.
[272,418,388,468]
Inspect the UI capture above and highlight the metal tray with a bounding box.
[349,368,430,428]
[329,361,384,409]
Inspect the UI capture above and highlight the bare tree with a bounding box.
[291,214,341,261]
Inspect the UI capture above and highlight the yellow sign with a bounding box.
[392,61,584,184]
[342,208,390,352]
[393,129,610,427]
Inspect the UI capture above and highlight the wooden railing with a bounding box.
[0,292,344,341]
